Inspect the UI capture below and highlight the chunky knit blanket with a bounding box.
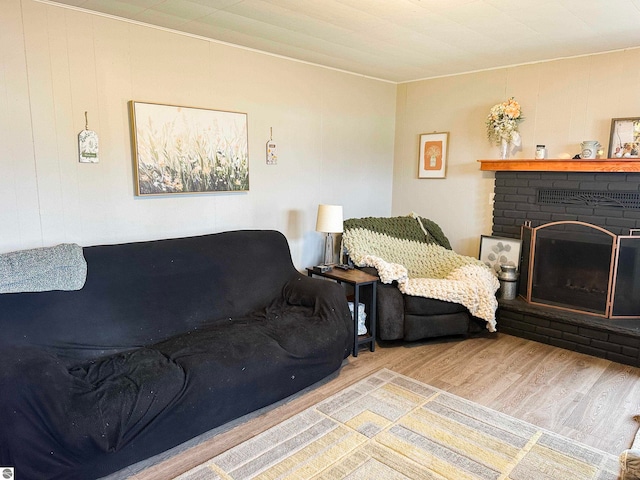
[342,214,499,331]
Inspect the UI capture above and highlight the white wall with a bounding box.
[0,0,396,268]
[393,48,640,256]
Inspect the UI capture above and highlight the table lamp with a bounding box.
[316,204,343,266]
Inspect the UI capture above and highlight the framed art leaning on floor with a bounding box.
[478,235,522,274]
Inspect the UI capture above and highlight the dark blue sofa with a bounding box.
[0,230,352,479]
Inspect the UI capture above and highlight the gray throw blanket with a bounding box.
[0,243,87,294]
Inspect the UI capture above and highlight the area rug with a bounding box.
[175,369,620,479]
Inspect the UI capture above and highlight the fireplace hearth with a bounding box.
[497,297,640,367]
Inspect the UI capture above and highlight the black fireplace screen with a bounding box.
[612,237,640,316]
[519,221,640,318]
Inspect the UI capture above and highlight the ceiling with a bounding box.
[48,0,640,83]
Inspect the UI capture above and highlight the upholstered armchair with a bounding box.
[342,214,497,342]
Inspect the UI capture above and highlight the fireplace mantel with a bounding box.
[478,159,640,172]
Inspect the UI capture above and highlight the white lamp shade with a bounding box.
[316,205,343,233]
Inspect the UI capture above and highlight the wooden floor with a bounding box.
[130,333,640,479]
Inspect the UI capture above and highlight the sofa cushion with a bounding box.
[1,294,351,479]
[403,295,468,315]
[404,312,470,341]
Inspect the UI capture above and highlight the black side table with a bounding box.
[306,267,377,356]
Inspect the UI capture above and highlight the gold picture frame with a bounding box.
[129,101,249,196]
[608,117,640,158]
[418,132,448,178]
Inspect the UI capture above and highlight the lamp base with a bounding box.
[323,232,334,266]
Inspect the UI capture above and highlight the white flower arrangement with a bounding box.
[486,97,523,147]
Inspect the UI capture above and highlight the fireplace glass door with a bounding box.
[521,221,616,316]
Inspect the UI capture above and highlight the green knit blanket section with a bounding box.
[343,215,452,250]
[342,214,499,331]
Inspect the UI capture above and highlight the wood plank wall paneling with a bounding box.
[1,0,41,251]
[2,0,396,265]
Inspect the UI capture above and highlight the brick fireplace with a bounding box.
[491,170,640,239]
[480,159,640,367]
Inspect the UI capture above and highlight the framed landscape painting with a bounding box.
[418,132,448,178]
[129,101,249,195]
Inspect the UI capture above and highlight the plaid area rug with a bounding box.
[176,369,620,479]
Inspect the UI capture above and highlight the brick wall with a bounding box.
[492,171,640,238]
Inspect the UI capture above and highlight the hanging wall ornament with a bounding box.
[78,111,99,163]
[266,127,277,165]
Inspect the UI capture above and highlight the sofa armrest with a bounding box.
[284,273,354,359]
[283,274,353,333]
[284,274,335,308]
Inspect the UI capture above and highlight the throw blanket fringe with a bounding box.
[344,217,499,332]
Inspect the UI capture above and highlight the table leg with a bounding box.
[353,284,360,357]
[370,282,376,352]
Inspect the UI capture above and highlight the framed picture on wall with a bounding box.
[478,235,522,274]
[129,101,249,195]
[608,117,640,158]
[418,132,448,178]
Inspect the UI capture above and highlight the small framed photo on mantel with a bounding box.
[608,117,640,158]
[418,132,448,178]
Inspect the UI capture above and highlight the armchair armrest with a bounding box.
[357,267,405,341]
